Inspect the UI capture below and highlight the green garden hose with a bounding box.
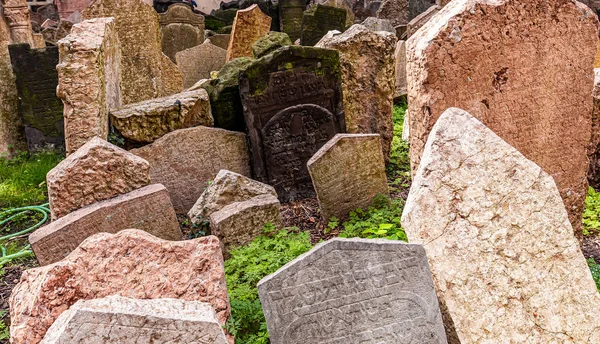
[0,203,49,266]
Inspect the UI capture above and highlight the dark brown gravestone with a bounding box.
[300,4,346,46]
[8,43,64,152]
[159,3,205,62]
[239,45,345,202]
[279,0,306,42]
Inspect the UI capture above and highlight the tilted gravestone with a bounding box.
[402,108,600,343]
[406,0,598,239]
[225,4,271,62]
[258,238,448,344]
[300,4,346,46]
[8,43,64,152]
[406,4,439,37]
[176,40,226,88]
[239,46,345,202]
[159,3,205,62]
[279,0,306,42]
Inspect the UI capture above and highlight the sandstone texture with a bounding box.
[308,134,388,222]
[589,68,600,189]
[83,0,183,105]
[316,24,396,160]
[188,169,277,225]
[402,108,600,343]
[258,238,448,344]
[31,184,181,266]
[176,40,227,89]
[406,0,598,238]
[252,31,292,58]
[110,89,213,143]
[394,40,407,98]
[47,137,150,219]
[57,17,121,155]
[40,296,228,344]
[3,0,38,46]
[226,4,271,61]
[210,194,282,254]
[10,229,230,344]
[208,33,231,50]
[132,126,251,213]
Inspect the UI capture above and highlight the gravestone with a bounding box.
[376,0,408,27]
[131,126,251,213]
[300,4,346,46]
[258,238,448,344]
[176,40,226,88]
[279,0,306,42]
[57,18,121,155]
[402,107,600,343]
[308,134,388,221]
[10,230,230,344]
[159,3,205,62]
[409,0,437,19]
[407,0,598,239]
[394,40,406,98]
[240,46,345,202]
[3,0,39,47]
[8,43,64,152]
[40,296,229,344]
[31,184,181,266]
[226,4,271,61]
[207,33,230,49]
[55,0,93,21]
[252,31,292,58]
[589,69,600,189]
[316,24,396,160]
[47,137,151,220]
[314,0,354,26]
[360,16,395,33]
[406,4,439,37]
[84,0,183,105]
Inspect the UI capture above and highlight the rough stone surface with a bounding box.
[57,18,121,155]
[84,0,183,105]
[47,137,151,219]
[394,39,406,98]
[314,0,354,27]
[3,0,39,46]
[208,33,231,49]
[300,4,346,46]
[110,89,213,143]
[360,16,395,33]
[410,0,437,19]
[316,24,395,160]
[589,68,600,189]
[188,169,277,225]
[8,43,64,152]
[132,126,251,213]
[401,108,600,343]
[258,238,448,344]
[407,0,598,238]
[308,134,388,221]
[55,0,93,21]
[31,184,181,266]
[210,194,281,254]
[40,296,228,344]
[376,0,408,27]
[240,46,345,201]
[406,4,440,37]
[10,229,230,344]
[279,0,306,42]
[226,4,272,61]
[176,40,227,88]
[159,3,205,62]
[252,31,291,58]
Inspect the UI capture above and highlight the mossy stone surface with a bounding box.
[252,31,292,58]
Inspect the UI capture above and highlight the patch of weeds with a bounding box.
[224,224,312,344]
[388,103,410,175]
[0,311,8,341]
[584,187,600,236]
[338,194,407,241]
[0,151,63,209]
[588,258,600,292]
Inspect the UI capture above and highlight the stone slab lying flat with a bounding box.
[40,296,228,344]
[30,184,182,266]
[258,238,447,344]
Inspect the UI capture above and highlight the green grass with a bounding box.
[0,151,63,209]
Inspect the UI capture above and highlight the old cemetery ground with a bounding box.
[2,103,600,342]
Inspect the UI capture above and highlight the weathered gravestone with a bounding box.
[10,230,231,344]
[131,126,251,213]
[57,18,121,155]
[360,16,395,33]
[252,31,292,58]
[314,0,354,27]
[406,4,439,37]
[207,33,230,49]
[40,296,229,344]
[376,0,408,27]
[159,3,205,62]
[308,134,388,221]
[300,4,346,46]
[279,0,306,42]
[406,0,598,238]
[316,24,396,160]
[47,137,151,220]
[258,238,448,344]
[394,40,406,98]
[239,46,345,202]
[8,43,64,152]
[176,40,226,88]
[402,107,600,343]
[226,4,271,61]
[3,0,40,47]
[589,68,600,189]
[84,0,183,105]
